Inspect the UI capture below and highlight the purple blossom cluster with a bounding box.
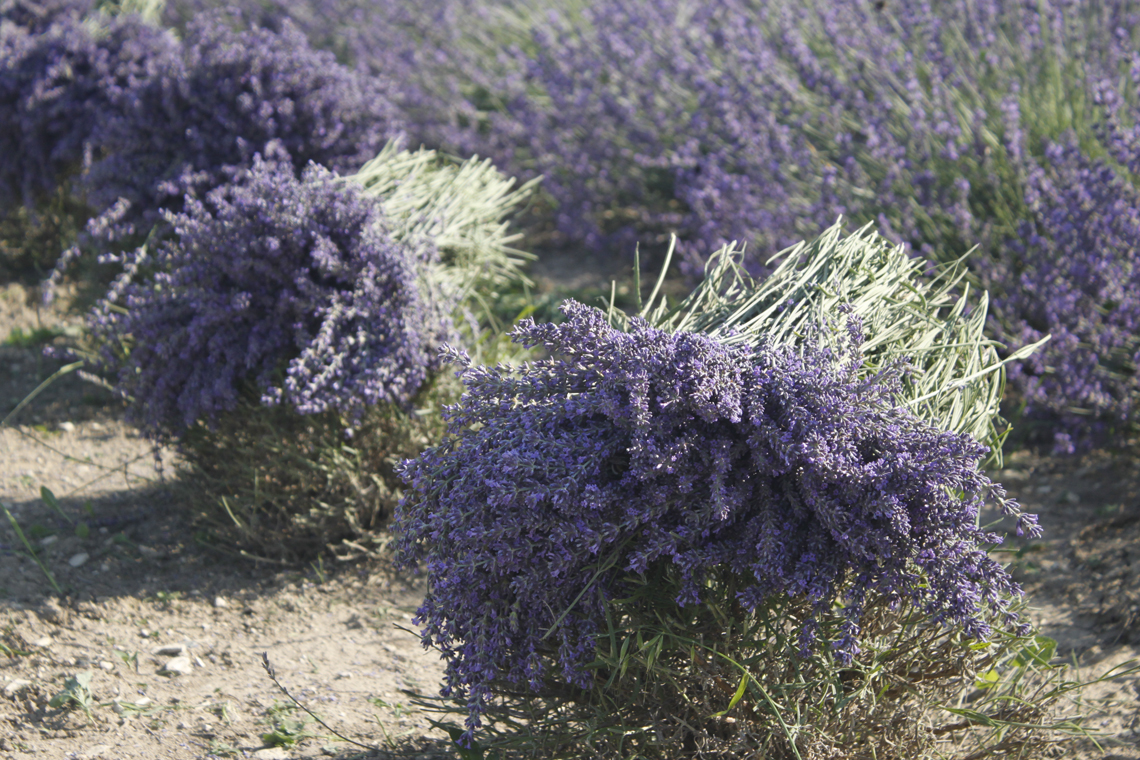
[80,11,398,239]
[0,9,177,208]
[90,155,444,440]
[982,130,1140,453]
[395,301,1038,738]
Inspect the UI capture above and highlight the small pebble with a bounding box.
[150,644,186,657]
[32,636,52,648]
[58,421,76,433]
[40,535,58,547]
[98,661,114,671]
[69,552,89,568]
[213,596,227,608]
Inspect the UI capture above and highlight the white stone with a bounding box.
[2,680,32,697]
[31,636,52,648]
[58,422,76,433]
[212,596,227,608]
[98,661,114,671]
[159,656,193,676]
[40,535,58,547]
[252,748,291,759]
[69,552,89,567]
[138,545,162,559]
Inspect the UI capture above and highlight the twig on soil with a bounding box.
[260,651,381,753]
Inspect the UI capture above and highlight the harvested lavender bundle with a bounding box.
[396,297,1040,745]
[89,155,443,442]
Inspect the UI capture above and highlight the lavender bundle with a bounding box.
[396,223,1054,758]
[77,137,535,558]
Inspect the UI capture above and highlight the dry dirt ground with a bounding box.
[1,277,1138,760]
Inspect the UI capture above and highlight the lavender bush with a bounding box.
[982,131,1140,453]
[88,154,440,441]
[78,10,397,243]
[396,223,1048,753]
[78,137,535,557]
[0,8,175,273]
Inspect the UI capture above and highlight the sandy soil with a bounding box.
[1,277,1138,760]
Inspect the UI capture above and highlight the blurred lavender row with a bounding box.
[2,0,1139,449]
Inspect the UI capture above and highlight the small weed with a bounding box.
[75,522,90,540]
[113,699,160,717]
[310,555,327,585]
[3,505,63,595]
[261,652,379,753]
[0,641,29,658]
[261,702,321,748]
[31,423,60,437]
[154,590,183,606]
[40,487,72,524]
[368,696,409,719]
[206,739,239,758]
[1096,503,1123,518]
[206,700,234,724]
[3,326,64,348]
[116,649,139,673]
[48,671,95,722]
[26,523,52,541]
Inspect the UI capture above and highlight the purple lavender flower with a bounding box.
[0,12,177,208]
[80,10,398,239]
[0,0,94,32]
[981,131,1140,452]
[395,300,1037,739]
[89,155,444,440]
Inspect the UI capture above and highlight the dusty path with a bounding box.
[1,278,1138,759]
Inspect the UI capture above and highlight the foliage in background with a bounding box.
[156,0,1140,450]
[981,128,1140,453]
[394,223,1063,756]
